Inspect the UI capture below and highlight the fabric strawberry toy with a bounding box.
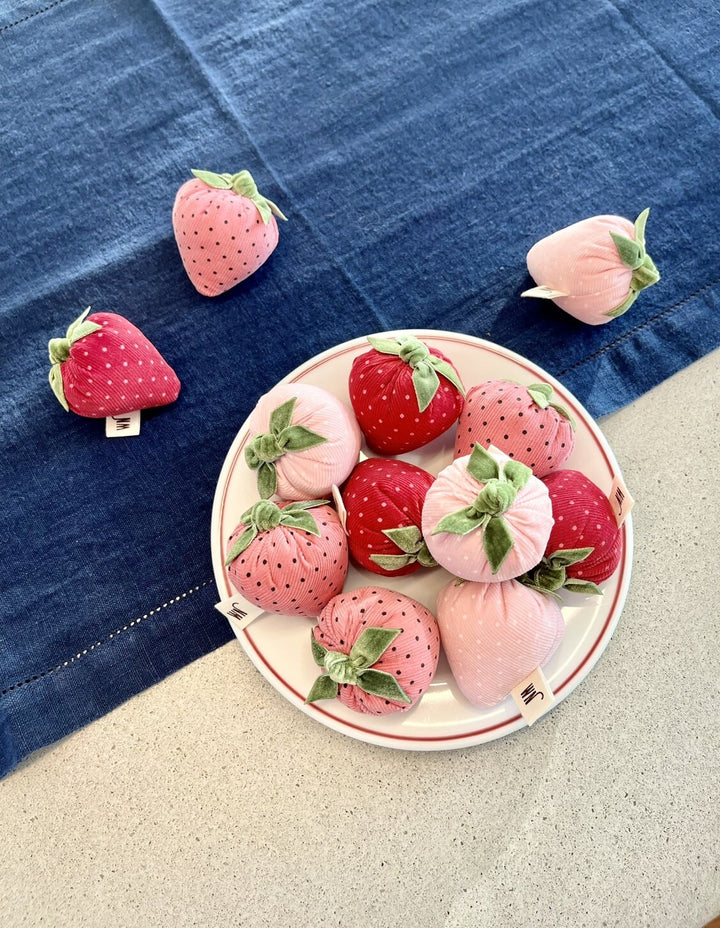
[245,383,361,500]
[341,458,436,576]
[523,208,660,324]
[306,586,440,715]
[539,469,623,585]
[48,308,181,417]
[436,577,565,708]
[348,334,465,454]
[224,499,348,618]
[454,379,575,477]
[172,169,287,297]
[422,445,553,582]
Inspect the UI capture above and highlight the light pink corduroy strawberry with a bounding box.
[306,586,440,715]
[523,208,660,324]
[225,499,348,618]
[436,577,565,708]
[454,379,575,477]
[172,169,287,297]
[245,382,362,500]
[48,308,181,418]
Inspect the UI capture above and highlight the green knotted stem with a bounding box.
[606,208,660,318]
[191,169,287,224]
[518,548,602,597]
[47,307,103,412]
[367,335,465,412]
[306,626,412,704]
[224,498,328,565]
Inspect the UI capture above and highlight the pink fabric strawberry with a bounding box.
[172,169,287,297]
[245,383,362,500]
[306,586,440,715]
[224,499,348,618]
[436,577,565,708]
[523,208,660,324]
[348,335,465,454]
[48,308,181,417]
[341,458,436,576]
[454,379,575,477]
[421,445,553,582]
[539,470,623,585]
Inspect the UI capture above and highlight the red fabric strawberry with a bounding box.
[348,335,465,454]
[306,586,441,715]
[172,169,287,297]
[224,499,348,618]
[454,379,575,478]
[540,470,623,585]
[48,308,181,418]
[341,458,436,576]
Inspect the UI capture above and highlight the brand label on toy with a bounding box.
[609,475,634,527]
[105,410,141,438]
[331,484,349,534]
[215,594,265,631]
[521,285,569,300]
[510,667,554,726]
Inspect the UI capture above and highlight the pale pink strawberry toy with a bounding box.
[341,458,436,576]
[454,379,575,477]
[172,169,287,297]
[523,208,660,324]
[348,334,465,454]
[422,445,553,582]
[436,577,565,708]
[306,586,440,715]
[245,382,362,500]
[48,308,181,417]
[225,499,348,618]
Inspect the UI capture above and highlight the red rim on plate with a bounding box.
[211,331,633,750]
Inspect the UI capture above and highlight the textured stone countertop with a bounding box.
[1,350,719,928]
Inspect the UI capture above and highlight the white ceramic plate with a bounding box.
[211,331,633,750]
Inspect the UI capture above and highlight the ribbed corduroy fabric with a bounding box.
[436,578,565,708]
[312,587,440,716]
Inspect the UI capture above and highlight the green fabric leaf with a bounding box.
[348,626,402,669]
[412,362,441,412]
[634,207,650,245]
[224,526,259,565]
[430,357,466,396]
[357,669,412,704]
[382,525,424,554]
[547,547,594,567]
[367,335,403,356]
[311,634,328,668]
[369,552,416,571]
[256,462,277,499]
[305,674,339,703]
[280,424,328,452]
[564,580,603,596]
[466,444,500,483]
[48,363,69,411]
[269,397,296,434]
[191,169,233,188]
[502,460,531,491]
[432,507,483,536]
[416,546,438,568]
[609,231,644,269]
[281,509,321,537]
[482,514,514,574]
[526,383,553,408]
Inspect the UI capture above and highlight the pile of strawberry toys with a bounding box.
[223,333,624,719]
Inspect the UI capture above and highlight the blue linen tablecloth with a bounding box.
[1,0,718,777]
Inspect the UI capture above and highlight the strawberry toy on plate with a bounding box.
[48,308,181,418]
[224,499,348,618]
[454,379,575,477]
[348,334,465,454]
[306,586,440,715]
[172,169,287,297]
[341,458,437,576]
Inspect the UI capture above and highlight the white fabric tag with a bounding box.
[331,483,349,533]
[521,285,569,300]
[510,667,555,726]
[609,475,634,527]
[215,593,266,631]
[105,410,141,437]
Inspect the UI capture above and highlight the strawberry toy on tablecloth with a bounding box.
[454,380,575,478]
[245,382,362,500]
[305,586,441,716]
[421,445,554,582]
[48,308,181,418]
[172,169,287,297]
[348,334,465,454]
[341,458,437,577]
[436,577,565,708]
[224,499,348,618]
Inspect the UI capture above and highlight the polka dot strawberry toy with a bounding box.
[348,334,465,454]
[48,308,181,418]
[422,445,554,582]
[172,169,287,297]
[225,499,348,618]
[306,586,440,715]
[341,458,436,576]
[454,379,575,477]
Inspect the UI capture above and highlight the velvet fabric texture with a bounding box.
[1,0,719,776]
